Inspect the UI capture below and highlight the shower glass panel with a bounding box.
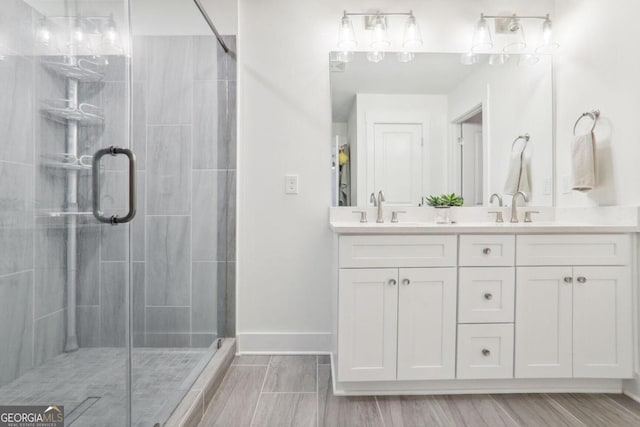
[129,0,235,425]
[0,0,133,425]
[0,0,235,426]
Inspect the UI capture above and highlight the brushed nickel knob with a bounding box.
[484,293,493,300]
[564,277,573,283]
[482,349,491,356]
[577,276,587,284]
[402,278,411,286]
[389,279,397,286]
[483,248,492,255]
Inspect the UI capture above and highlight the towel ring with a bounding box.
[511,134,530,150]
[573,110,600,136]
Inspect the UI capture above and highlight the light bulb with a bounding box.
[460,52,478,65]
[489,53,510,65]
[337,13,357,49]
[366,51,385,63]
[73,18,84,43]
[336,51,353,63]
[536,16,559,53]
[397,51,414,63]
[472,14,493,51]
[402,14,422,49]
[370,15,390,49]
[503,16,526,53]
[104,15,118,46]
[37,19,52,45]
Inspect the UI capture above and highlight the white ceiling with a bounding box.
[331,52,480,122]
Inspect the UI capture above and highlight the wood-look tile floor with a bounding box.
[199,355,640,427]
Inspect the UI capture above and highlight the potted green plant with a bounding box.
[425,193,463,224]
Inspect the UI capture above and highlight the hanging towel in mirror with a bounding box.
[504,142,530,196]
[571,133,596,192]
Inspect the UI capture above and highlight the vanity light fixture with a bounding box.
[336,10,423,63]
[536,15,559,53]
[472,14,493,51]
[370,15,390,49]
[402,13,423,49]
[469,13,558,56]
[337,13,357,49]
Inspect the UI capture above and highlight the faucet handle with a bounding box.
[488,211,504,223]
[391,211,406,223]
[352,211,368,223]
[524,210,540,223]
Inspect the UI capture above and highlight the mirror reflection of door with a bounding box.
[452,109,483,206]
[371,123,423,206]
[458,111,484,206]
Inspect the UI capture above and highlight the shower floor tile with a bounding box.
[0,347,209,426]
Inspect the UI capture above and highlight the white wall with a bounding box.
[237,0,554,352]
[353,93,448,206]
[554,0,640,207]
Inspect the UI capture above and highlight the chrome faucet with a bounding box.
[376,190,385,223]
[489,193,503,207]
[510,191,529,223]
[370,192,377,207]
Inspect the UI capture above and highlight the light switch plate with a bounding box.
[285,175,299,194]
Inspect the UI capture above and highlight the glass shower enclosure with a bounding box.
[0,0,235,425]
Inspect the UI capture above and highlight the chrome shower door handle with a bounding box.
[93,146,137,225]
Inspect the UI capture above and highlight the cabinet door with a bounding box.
[573,266,632,378]
[515,267,573,378]
[338,268,398,382]
[397,268,457,380]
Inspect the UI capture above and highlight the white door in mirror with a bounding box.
[285,175,299,194]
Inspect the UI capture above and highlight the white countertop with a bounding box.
[329,206,640,235]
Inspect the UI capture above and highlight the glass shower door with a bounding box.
[0,0,134,426]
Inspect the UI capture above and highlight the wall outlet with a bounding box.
[285,175,299,194]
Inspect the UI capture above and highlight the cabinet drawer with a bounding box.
[458,268,515,323]
[459,235,515,267]
[516,235,630,266]
[457,324,514,379]
[339,235,457,268]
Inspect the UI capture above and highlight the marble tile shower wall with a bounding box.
[75,35,238,349]
[0,0,236,387]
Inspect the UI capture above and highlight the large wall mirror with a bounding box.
[330,52,554,207]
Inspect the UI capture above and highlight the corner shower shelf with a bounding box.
[42,153,93,171]
[41,99,104,125]
[48,211,94,217]
[42,57,107,82]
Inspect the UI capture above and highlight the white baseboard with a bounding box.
[623,372,640,402]
[237,332,332,353]
[334,378,623,396]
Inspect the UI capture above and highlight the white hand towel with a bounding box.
[571,133,596,192]
[504,142,531,196]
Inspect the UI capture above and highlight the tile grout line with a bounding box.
[543,393,588,426]
[488,395,524,427]
[248,355,271,426]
